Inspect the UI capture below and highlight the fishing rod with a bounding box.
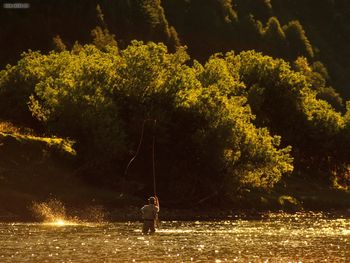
[124,118,160,229]
[151,121,160,228]
[152,119,157,197]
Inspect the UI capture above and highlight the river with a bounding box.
[0,213,349,262]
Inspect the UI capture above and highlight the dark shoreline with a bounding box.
[1,206,350,223]
[110,207,350,221]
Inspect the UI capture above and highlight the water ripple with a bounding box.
[0,214,349,262]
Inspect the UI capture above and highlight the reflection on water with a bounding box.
[0,213,349,262]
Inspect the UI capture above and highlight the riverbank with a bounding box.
[1,180,349,223]
[0,129,349,222]
[1,166,349,222]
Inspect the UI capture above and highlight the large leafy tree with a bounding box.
[228,50,345,179]
[0,42,294,200]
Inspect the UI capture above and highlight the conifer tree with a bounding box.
[52,35,66,52]
[235,0,272,22]
[263,17,286,58]
[284,20,314,60]
[91,5,118,51]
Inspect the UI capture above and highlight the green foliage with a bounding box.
[28,46,125,161]
[2,26,350,195]
[0,51,59,126]
[293,57,343,111]
[1,0,350,205]
[188,55,293,190]
[230,50,348,181]
[0,41,297,198]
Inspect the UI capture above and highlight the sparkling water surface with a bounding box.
[0,213,349,262]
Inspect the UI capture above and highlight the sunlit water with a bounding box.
[0,213,349,262]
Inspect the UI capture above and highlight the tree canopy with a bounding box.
[1,38,350,200]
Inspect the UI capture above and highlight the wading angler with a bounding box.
[141,196,159,234]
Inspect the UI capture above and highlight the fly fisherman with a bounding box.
[141,196,159,234]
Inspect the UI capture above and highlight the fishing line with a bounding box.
[124,119,147,178]
[124,119,157,197]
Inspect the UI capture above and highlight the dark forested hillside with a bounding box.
[0,0,179,66]
[271,0,350,100]
[1,0,350,98]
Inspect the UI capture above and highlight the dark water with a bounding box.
[0,213,349,262]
